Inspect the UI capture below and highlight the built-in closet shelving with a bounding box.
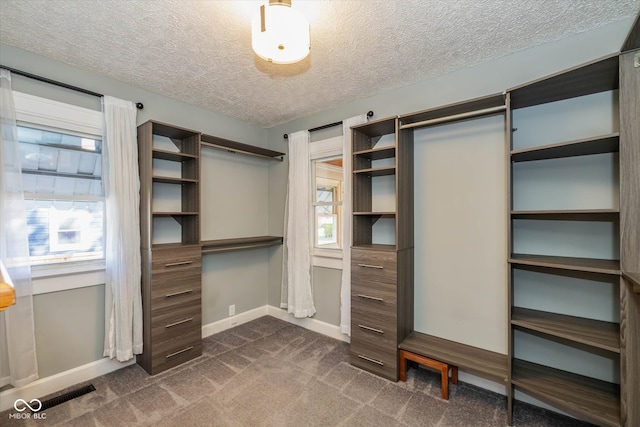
[507,46,639,426]
[137,120,285,375]
[349,116,414,381]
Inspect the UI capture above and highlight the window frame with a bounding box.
[13,91,105,294]
[310,135,344,270]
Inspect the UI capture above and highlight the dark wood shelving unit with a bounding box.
[152,175,199,184]
[353,146,396,160]
[510,133,620,162]
[622,271,640,293]
[511,307,620,353]
[152,148,199,162]
[353,166,396,177]
[509,254,621,275]
[510,209,619,221]
[201,133,284,161]
[511,359,620,427]
[201,236,283,254]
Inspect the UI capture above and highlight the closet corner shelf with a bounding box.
[201,236,283,254]
[510,133,620,162]
[509,254,620,275]
[201,134,285,162]
[152,148,198,161]
[510,209,619,221]
[353,212,396,218]
[511,307,620,353]
[621,271,640,293]
[352,244,397,252]
[511,359,620,427]
[353,166,396,177]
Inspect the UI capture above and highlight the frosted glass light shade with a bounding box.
[251,1,310,64]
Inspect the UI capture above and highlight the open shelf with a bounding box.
[509,54,619,109]
[511,133,620,162]
[351,244,397,251]
[152,175,198,184]
[353,146,396,160]
[511,209,619,221]
[152,148,198,162]
[511,359,620,427]
[509,254,620,275]
[353,166,396,177]
[201,134,284,161]
[201,236,283,254]
[353,211,396,217]
[511,307,620,353]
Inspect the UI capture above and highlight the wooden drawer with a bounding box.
[351,249,397,286]
[150,328,202,375]
[350,339,398,380]
[151,247,201,273]
[351,305,397,337]
[150,270,201,311]
[151,303,201,342]
[351,279,397,308]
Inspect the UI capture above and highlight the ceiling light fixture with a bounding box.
[251,0,310,64]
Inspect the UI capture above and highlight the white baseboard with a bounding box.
[266,305,350,343]
[201,305,268,338]
[0,357,135,412]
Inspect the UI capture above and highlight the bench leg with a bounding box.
[440,364,449,400]
[399,350,407,382]
[451,365,458,384]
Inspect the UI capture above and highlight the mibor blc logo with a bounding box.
[9,398,47,420]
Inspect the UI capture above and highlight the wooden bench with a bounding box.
[399,331,508,399]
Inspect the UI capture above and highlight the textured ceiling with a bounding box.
[1,1,639,127]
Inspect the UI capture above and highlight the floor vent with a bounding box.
[39,384,96,411]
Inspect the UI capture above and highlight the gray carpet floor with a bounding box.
[2,316,593,426]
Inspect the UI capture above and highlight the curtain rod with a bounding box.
[283,111,374,139]
[0,64,144,110]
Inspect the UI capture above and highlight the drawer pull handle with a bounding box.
[165,260,194,268]
[165,317,194,328]
[358,324,384,334]
[165,289,194,298]
[358,263,384,269]
[357,294,384,302]
[358,354,384,366]
[166,346,194,359]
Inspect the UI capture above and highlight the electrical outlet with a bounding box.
[229,304,235,317]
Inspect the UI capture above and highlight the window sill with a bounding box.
[313,249,343,270]
[31,260,105,295]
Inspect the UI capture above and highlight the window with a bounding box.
[18,126,103,265]
[313,159,342,250]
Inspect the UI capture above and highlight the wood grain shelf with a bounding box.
[511,209,619,221]
[152,148,198,161]
[399,331,508,382]
[508,54,619,109]
[399,93,505,128]
[201,236,282,254]
[353,166,396,177]
[353,211,396,217]
[511,359,620,427]
[152,175,198,184]
[353,146,396,160]
[351,116,396,137]
[511,133,620,162]
[152,212,199,216]
[201,134,284,161]
[511,307,620,353]
[509,254,620,275]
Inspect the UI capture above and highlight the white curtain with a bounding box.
[281,130,316,318]
[340,114,369,336]
[0,69,39,387]
[102,96,142,362]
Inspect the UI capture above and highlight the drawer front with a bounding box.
[150,328,202,374]
[151,247,201,273]
[351,279,397,308]
[150,270,201,311]
[351,307,397,343]
[350,339,398,380]
[351,249,397,286]
[151,303,201,342]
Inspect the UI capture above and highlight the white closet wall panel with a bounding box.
[413,114,507,353]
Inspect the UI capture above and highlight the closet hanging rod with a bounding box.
[283,110,374,139]
[399,105,506,130]
[0,64,144,110]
